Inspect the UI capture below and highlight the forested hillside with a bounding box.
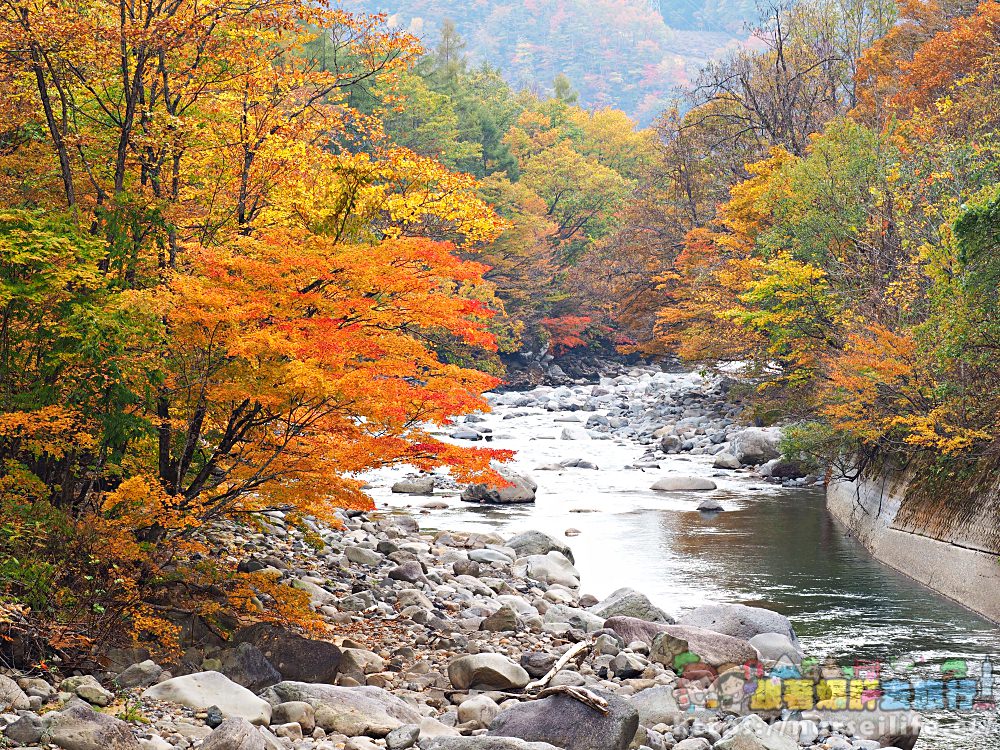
[344,0,749,123]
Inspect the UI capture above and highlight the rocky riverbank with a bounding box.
[1,367,918,750]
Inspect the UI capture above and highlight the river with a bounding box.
[366,373,1000,748]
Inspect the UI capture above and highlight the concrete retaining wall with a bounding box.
[827,468,1000,623]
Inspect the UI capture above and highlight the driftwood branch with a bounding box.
[525,640,591,692]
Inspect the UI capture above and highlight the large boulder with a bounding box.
[420,739,560,750]
[506,530,575,564]
[650,476,717,492]
[603,616,671,647]
[748,633,802,663]
[43,700,142,750]
[232,623,341,683]
[588,587,673,623]
[512,551,580,589]
[216,642,283,692]
[488,690,639,750]
[0,675,30,711]
[628,686,685,727]
[677,603,799,646]
[116,660,163,689]
[650,626,759,670]
[199,718,265,750]
[260,682,421,738]
[462,468,538,505]
[448,654,530,691]
[391,477,436,495]
[142,672,271,725]
[730,429,781,466]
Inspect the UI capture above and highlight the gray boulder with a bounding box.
[199,718,265,750]
[391,477,435,495]
[650,476,717,491]
[448,654,530,691]
[677,603,799,646]
[628,686,684,727]
[116,660,163,689]
[543,604,606,633]
[512,551,580,589]
[650,626,759,670]
[420,739,560,750]
[216,642,283,692]
[232,623,342,683]
[488,690,638,750]
[462,467,537,505]
[730,428,781,466]
[748,633,802,663]
[43,700,141,750]
[0,675,30,711]
[5,711,44,745]
[260,682,421,738]
[696,498,724,512]
[588,587,673,624]
[603,616,671,647]
[506,531,575,564]
[713,453,742,470]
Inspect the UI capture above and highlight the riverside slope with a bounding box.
[1,368,921,750]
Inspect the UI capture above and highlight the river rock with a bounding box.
[506,530,575,564]
[43,700,142,750]
[346,545,383,566]
[588,587,673,623]
[216,642,283,692]
[650,626,759,669]
[5,711,44,744]
[628,686,685,727]
[419,739,560,750]
[232,622,342,683]
[697,498,724,512]
[730,428,781,466]
[0,675,30,711]
[391,477,435,495]
[650,476,717,491]
[340,648,386,682]
[512,551,580,589]
[481,605,519,632]
[116,659,163,689]
[560,426,590,440]
[448,654,530,690]
[386,724,420,750]
[488,690,638,750]
[603,616,674,647]
[748,633,802,663]
[270,702,315,733]
[462,469,537,505]
[677,603,799,646]
[458,694,501,728]
[543,603,606,632]
[713,453,742,469]
[142,672,271,725]
[261,682,422,737]
[199,718,265,750]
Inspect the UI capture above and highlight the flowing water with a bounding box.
[367,386,1000,748]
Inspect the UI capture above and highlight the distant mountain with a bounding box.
[345,0,754,125]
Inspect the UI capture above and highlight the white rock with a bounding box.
[142,672,271,726]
